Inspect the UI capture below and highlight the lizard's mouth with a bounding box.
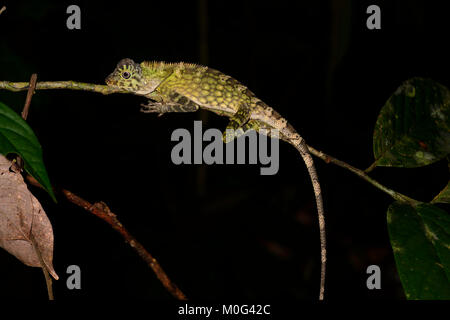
[105,74,115,86]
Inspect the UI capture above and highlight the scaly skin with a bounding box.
[106,58,327,300]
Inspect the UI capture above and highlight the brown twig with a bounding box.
[0,6,6,15]
[25,176,187,300]
[61,189,188,300]
[19,74,54,300]
[22,74,37,120]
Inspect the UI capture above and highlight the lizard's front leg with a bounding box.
[140,100,199,115]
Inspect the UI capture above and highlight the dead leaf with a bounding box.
[0,155,58,279]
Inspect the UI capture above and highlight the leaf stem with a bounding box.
[30,234,54,300]
[306,145,420,206]
[364,161,378,173]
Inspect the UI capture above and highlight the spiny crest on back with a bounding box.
[141,60,201,71]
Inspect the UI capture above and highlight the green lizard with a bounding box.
[105,58,326,300]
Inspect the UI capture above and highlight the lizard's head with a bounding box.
[105,58,145,92]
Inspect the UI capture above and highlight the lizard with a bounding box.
[105,58,326,300]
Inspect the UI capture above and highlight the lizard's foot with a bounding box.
[140,102,168,116]
[140,102,165,115]
[140,102,180,116]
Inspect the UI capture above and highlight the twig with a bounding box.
[0,6,6,15]
[61,190,188,300]
[306,145,420,206]
[0,80,127,95]
[21,74,37,120]
[18,74,55,300]
[25,176,187,300]
[364,161,377,173]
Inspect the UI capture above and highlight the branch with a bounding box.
[62,190,188,300]
[26,176,187,300]
[21,74,37,120]
[306,145,420,206]
[0,80,127,95]
[1,79,421,206]
[0,6,5,15]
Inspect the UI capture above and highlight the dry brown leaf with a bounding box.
[0,155,58,279]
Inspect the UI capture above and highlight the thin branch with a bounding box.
[306,145,420,206]
[25,176,187,300]
[0,6,5,15]
[22,74,37,120]
[364,161,377,173]
[62,190,188,300]
[0,80,127,95]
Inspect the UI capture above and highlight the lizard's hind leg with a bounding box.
[241,120,284,141]
[222,104,251,143]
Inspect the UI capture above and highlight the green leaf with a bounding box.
[373,78,450,168]
[432,181,450,204]
[0,102,56,201]
[387,202,450,299]
[416,204,450,282]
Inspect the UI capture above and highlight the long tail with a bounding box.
[294,138,326,301]
[250,105,327,299]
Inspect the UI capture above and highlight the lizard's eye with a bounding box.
[121,71,131,79]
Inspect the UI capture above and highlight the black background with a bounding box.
[0,0,448,300]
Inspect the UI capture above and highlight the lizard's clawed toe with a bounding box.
[140,103,161,113]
